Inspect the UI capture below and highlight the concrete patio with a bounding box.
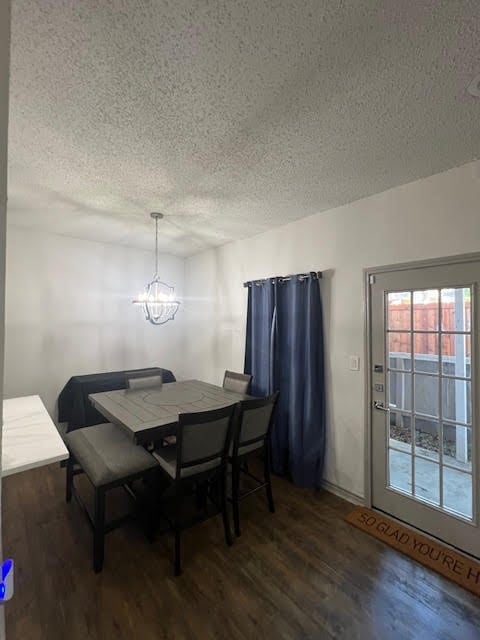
[389,440,472,519]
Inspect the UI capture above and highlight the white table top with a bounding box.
[2,395,69,477]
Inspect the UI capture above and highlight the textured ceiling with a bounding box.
[8,0,480,256]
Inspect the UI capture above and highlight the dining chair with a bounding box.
[229,393,279,537]
[222,370,252,395]
[152,404,236,576]
[65,422,159,572]
[125,371,163,390]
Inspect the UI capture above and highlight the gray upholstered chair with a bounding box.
[125,371,163,390]
[229,393,279,537]
[152,404,236,575]
[65,423,159,572]
[222,370,252,395]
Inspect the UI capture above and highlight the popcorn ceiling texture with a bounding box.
[8,0,480,257]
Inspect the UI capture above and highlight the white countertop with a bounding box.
[2,395,69,477]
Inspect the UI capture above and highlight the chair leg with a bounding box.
[144,471,157,544]
[195,481,208,512]
[174,528,182,576]
[221,468,233,547]
[93,488,106,573]
[65,456,74,503]
[232,460,241,537]
[264,444,275,514]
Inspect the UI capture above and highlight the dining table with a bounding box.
[89,379,251,445]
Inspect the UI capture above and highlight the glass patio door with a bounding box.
[370,259,480,556]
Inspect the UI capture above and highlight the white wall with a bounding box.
[5,160,480,499]
[184,160,480,499]
[4,227,185,418]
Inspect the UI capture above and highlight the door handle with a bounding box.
[373,401,390,412]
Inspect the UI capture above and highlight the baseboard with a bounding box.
[322,479,365,506]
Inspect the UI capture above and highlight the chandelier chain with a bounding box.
[155,214,159,278]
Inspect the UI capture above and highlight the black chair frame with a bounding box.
[66,453,157,572]
[155,404,236,576]
[229,393,279,537]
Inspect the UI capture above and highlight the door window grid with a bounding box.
[389,414,472,473]
[386,287,473,520]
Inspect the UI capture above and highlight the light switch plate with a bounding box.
[349,355,360,371]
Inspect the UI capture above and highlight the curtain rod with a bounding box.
[243,271,322,287]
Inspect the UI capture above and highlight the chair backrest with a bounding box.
[223,370,252,395]
[175,404,236,479]
[232,393,279,456]
[126,370,163,390]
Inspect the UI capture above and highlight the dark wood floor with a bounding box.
[4,464,480,640]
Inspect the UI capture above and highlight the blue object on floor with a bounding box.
[0,559,14,602]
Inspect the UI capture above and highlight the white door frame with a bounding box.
[364,252,480,511]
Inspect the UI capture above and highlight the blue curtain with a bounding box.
[244,273,325,489]
[244,280,275,396]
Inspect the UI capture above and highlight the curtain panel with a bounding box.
[244,272,326,488]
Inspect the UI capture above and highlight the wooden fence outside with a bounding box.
[388,302,471,357]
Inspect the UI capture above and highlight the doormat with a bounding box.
[346,506,480,597]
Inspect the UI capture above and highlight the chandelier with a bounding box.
[133,212,180,325]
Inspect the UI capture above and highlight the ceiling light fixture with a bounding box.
[133,212,180,325]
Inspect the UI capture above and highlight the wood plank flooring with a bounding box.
[4,463,480,640]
